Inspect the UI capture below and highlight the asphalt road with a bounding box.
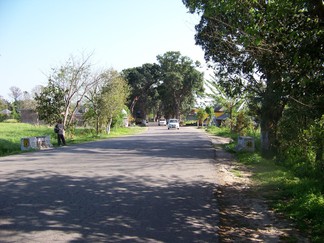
[0,126,219,242]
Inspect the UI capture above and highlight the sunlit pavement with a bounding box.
[0,126,219,242]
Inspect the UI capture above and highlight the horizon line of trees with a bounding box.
[0,51,206,134]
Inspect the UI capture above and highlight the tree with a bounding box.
[8,86,23,117]
[205,106,214,126]
[0,96,8,111]
[31,85,44,99]
[157,51,204,119]
[123,63,161,121]
[83,70,107,134]
[183,0,324,157]
[98,70,129,134]
[0,96,9,122]
[197,107,208,127]
[34,80,65,125]
[51,54,96,128]
[36,53,100,129]
[206,76,246,132]
[19,91,37,110]
[8,86,22,102]
[83,68,128,135]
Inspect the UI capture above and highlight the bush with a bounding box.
[3,119,19,123]
[233,111,254,136]
[278,111,324,179]
[0,114,8,122]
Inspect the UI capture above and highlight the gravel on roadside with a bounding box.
[208,134,309,243]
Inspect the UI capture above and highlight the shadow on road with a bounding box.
[0,171,218,242]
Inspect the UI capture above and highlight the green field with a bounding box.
[0,122,146,157]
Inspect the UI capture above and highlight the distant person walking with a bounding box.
[55,119,66,146]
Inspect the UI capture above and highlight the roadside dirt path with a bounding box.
[208,134,309,243]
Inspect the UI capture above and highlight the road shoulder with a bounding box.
[207,133,309,242]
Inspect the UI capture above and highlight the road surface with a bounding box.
[0,126,219,242]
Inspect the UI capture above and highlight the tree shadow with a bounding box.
[213,148,308,242]
[55,130,215,161]
[0,171,219,242]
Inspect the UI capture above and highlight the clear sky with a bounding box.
[0,0,208,101]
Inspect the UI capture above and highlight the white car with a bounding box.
[158,118,167,126]
[168,119,180,130]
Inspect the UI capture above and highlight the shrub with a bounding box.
[3,119,19,123]
[278,108,324,179]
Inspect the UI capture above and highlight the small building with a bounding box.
[20,109,42,125]
[214,105,225,118]
[213,113,229,127]
[0,109,11,116]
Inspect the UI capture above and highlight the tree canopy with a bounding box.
[122,63,161,121]
[97,70,129,134]
[35,54,99,127]
[157,51,205,119]
[34,80,65,125]
[123,51,204,120]
[183,0,324,157]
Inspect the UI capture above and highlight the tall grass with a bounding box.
[207,126,324,242]
[0,123,145,157]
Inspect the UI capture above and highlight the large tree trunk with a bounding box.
[316,141,324,171]
[96,116,99,135]
[106,117,112,135]
[260,118,280,158]
[260,74,285,158]
[315,131,324,172]
[174,98,181,120]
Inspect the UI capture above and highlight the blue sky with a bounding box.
[0,0,208,100]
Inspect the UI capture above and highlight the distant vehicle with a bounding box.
[168,119,180,130]
[158,118,167,126]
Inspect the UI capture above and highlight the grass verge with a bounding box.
[0,123,146,157]
[207,126,324,242]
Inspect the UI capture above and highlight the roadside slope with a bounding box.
[208,134,309,243]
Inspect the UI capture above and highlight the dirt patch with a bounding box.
[208,134,309,243]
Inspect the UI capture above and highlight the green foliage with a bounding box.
[196,108,208,126]
[123,63,161,119]
[278,107,324,178]
[123,52,204,120]
[157,51,204,119]
[206,126,324,242]
[205,106,213,117]
[34,81,65,125]
[98,71,129,133]
[206,126,237,140]
[0,97,8,110]
[0,123,55,156]
[204,106,214,125]
[236,152,264,165]
[206,75,250,133]
[0,114,7,122]
[35,55,130,136]
[2,119,19,123]
[232,111,254,136]
[37,54,97,129]
[183,0,323,156]
[253,160,324,242]
[111,109,128,129]
[10,103,20,121]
